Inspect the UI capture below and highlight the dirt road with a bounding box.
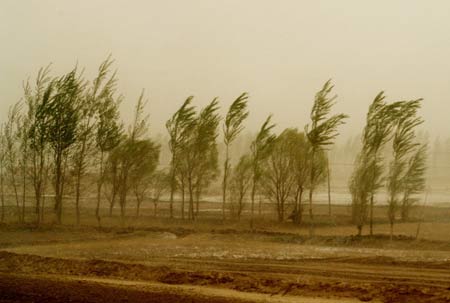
[1,251,449,302]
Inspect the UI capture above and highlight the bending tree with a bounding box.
[350,93,400,235]
[250,115,276,229]
[400,144,427,221]
[44,68,83,224]
[305,80,348,237]
[94,61,123,223]
[4,103,23,222]
[166,97,196,219]
[222,93,249,220]
[387,99,423,239]
[25,65,53,225]
[73,58,117,225]
[289,130,312,225]
[183,99,220,221]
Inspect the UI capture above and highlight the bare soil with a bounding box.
[1,224,449,303]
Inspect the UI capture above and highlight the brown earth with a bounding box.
[1,251,449,302]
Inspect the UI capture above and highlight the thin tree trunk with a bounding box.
[308,148,316,238]
[222,145,229,221]
[415,191,428,240]
[75,167,83,226]
[188,176,194,221]
[54,150,63,224]
[41,191,46,223]
[10,170,21,223]
[390,221,394,241]
[169,154,176,219]
[181,180,185,220]
[250,176,256,230]
[0,165,4,223]
[327,155,331,217]
[369,193,374,236]
[136,198,141,217]
[258,194,262,216]
[21,158,26,223]
[96,151,104,225]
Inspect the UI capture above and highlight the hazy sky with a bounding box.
[1,1,450,138]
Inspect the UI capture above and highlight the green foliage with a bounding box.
[250,115,276,179]
[401,144,427,220]
[305,80,348,149]
[222,92,249,219]
[166,96,196,217]
[387,99,424,236]
[249,115,276,227]
[306,80,347,236]
[223,93,249,145]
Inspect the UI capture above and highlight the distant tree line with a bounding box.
[0,57,428,238]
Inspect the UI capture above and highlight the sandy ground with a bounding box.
[0,227,449,302]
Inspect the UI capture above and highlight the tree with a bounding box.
[400,144,427,221]
[72,58,116,225]
[17,112,30,223]
[387,99,423,239]
[0,126,5,223]
[43,68,83,224]
[24,65,53,225]
[222,93,249,220]
[350,93,400,235]
[129,140,160,217]
[250,115,276,229]
[166,97,196,219]
[261,129,297,222]
[4,102,23,222]
[349,152,372,236]
[305,80,348,237]
[183,99,220,220]
[288,130,312,225]
[229,154,252,221]
[94,59,123,223]
[111,92,159,223]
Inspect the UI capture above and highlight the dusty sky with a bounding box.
[1,0,450,138]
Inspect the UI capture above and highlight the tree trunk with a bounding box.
[54,150,63,224]
[357,225,362,236]
[21,163,26,223]
[169,154,176,219]
[96,151,104,225]
[181,182,185,220]
[188,176,194,221]
[308,149,316,238]
[75,168,82,226]
[327,155,331,217]
[250,176,256,230]
[258,194,262,216]
[136,198,141,217]
[222,145,229,221]
[369,193,374,236]
[10,171,21,223]
[0,165,4,223]
[390,221,394,241]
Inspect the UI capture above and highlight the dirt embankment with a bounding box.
[1,251,449,303]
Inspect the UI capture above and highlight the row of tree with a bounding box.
[350,93,427,237]
[0,57,427,237]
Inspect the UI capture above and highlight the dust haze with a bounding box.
[0,1,449,303]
